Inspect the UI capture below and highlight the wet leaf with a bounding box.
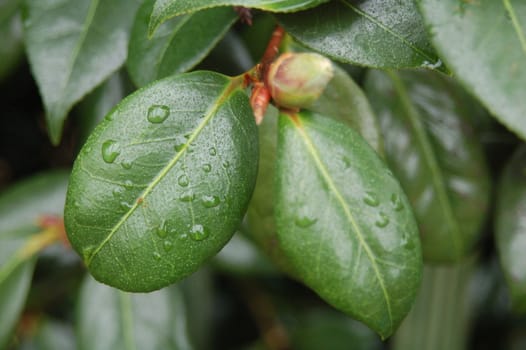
[418,0,526,140]
[496,145,526,313]
[128,0,237,87]
[364,69,491,262]
[77,275,194,350]
[149,0,329,35]
[277,0,441,69]
[64,71,258,292]
[275,111,422,339]
[23,0,141,144]
[0,171,69,349]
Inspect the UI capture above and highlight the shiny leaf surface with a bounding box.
[0,171,69,349]
[128,0,236,87]
[23,0,141,144]
[275,111,422,339]
[496,145,526,313]
[278,0,441,69]
[418,0,526,140]
[149,0,329,35]
[64,71,258,292]
[364,70,491,262]
[77,275,194,350]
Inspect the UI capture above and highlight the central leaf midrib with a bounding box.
[503,0,526,56]
[290,115,394,333]
[340,0,435,63]
[86,79,237,265]
[387,71,462,257]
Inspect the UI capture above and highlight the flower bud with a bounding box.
[266,52,334,109]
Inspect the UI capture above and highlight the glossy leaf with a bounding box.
[128,0,236,87]
[277,0,441,69]
[149,0,329,35]
[275,111,422,339]
[364,70,491,262]
[23,0,142,144]
[0,1,23,81]
[0,171,69,349]
[64,71,258,292]
[496,145,526,312]
[418,0,526,140]
[309,64,383,154]
[77,275,194,350]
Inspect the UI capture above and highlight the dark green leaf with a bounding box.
[309,64,383,154]
[496,145,526,313]
[275,111,422,339]
[0,171,69,349]
[128,0,236,87]
[77,275,194,350]
[149,0,329,35]
[418,0,526,140]
[23,0,142,144]
[364,70,491,262]
[277,0,441,69]
[0,2,23,82]
[64,71,258,292]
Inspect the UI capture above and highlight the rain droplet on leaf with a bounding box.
[189,224,209,241]
[101,140,120,164]
[363,191,380,207]
[201,195,220,208]
[147,104,170,124]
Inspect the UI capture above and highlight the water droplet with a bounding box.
[178,233,188,240]
[124,180,133,188]
[189,224,209,241]
[112,187,124,197]
[153,251,162,261]
[342,156,351,167]
[101,140,120,164]
[121,160,133,169]
[375,212,390,228]
[174,142,185,152]
[222,161,230,168]
[363,191,380,207]
[390,193,404,211]
[147,104,170,123]
[120,201,133,210]
[163,240,173,251]
[179,190,195,202]
[201,195,220,208]
[209,147,217,156]
[202,163,212,173]
[295,216,317,228]
[156,220,168,238]
[178,174,189,187]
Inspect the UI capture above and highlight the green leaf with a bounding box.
[275,111,422,339]
[128,0,237,87]
[496,145,526,313]
[418,0,526,140]
[0,2,23,82]
[77,275,194,350]
[277,0,441,69]
[149,0,329,35]
[364,70,491,262]
[64,71,258,292]
[0,171,69,349]
[22,0,142,145]
[309,64,383,154]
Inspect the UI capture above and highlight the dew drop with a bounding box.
[375,212,390,228]
[390,193,404,211]
[189,224,209,241]
[209,147,217,156]
[178,174,189,187]
[295,216,317,228]
[222,161,230,168]
[121,160,133,169]
[153,251,162,261]
[147,104,170,124]
[124,180,134,188]
[179,190,195,202]
[112,187,124,197]
[163,240,173,252]
[120,201,133,210]
[363,191,380,207]
[342,156,351,168]
[202,163,212,173]
[174,142,185,152]
[201,195,220,208]
[156,220,168,238]
[101,140,120,164]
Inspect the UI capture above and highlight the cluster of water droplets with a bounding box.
[362,191,404,228]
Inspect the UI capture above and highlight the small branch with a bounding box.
[259,26,285,79]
